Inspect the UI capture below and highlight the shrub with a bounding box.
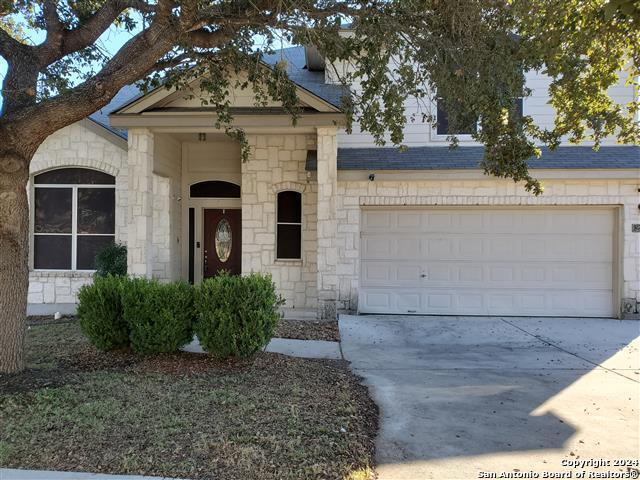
[194,273,283,359]
[94,243,127,277]
[77,275,128,350]
[122,278,194,354]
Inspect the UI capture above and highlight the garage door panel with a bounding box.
[397,293,421,310]
[397,238,421,257]
[359,207,615,317]
[359,287,613,317]
[362,211,392,229]
[363,235,613,262]
[397,212,422,228]
[362,260,612,290]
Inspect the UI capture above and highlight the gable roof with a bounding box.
[87,46,347,139]
[88,84,142,139]
[111,46,348,118]
[261,46,348,109]
[305,146,640,170]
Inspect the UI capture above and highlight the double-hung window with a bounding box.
[33,168,116,270]
[276,191,302,260]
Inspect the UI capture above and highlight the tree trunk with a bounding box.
[0,146,30,374]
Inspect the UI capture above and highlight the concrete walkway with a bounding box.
[0,469,183,480]
[182,336,342,360]
[340,315,640,480]
[265,338,342,359]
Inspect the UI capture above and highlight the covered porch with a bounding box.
[113,121,341,319]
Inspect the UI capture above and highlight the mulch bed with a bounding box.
[27,315,76,326]
[275,319,340,342]
[0,321,376,480]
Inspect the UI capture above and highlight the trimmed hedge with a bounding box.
[121,278,195,354]
[77,275,128,351]
[194,273,283,359]
[94,243,127,277]
[77,273,282,358]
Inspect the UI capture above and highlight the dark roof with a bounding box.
[306,146,640,170]
[94,46,346,139]
[89,84,142,139]
[261,46,348,109]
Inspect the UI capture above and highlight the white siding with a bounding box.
[336,69,635,148]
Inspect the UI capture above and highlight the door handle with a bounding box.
[420,273,427,278]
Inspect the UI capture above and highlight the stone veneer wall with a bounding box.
[151,175,174,280]
[335,178,640,315]
[28,122,128,307]
[151,134,182,281]
[241,134,318,309]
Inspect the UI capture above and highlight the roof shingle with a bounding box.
[306,146,640,170]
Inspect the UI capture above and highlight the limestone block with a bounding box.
[43,283,55,303]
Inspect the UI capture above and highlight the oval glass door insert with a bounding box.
[215,218,232,262]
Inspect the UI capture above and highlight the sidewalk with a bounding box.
[0,469,185,480]
[182,336,342,360]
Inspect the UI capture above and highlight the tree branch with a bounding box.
[0,27,25,59]
[186,29,233,48]
[42,0,63,35]
[2,13,195,144]
[36,0,160,67]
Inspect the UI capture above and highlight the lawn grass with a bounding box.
[0,321,377,480]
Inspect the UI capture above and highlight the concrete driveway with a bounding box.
[339,315,640,480]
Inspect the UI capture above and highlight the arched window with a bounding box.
[276,191,302,260]
[190,181,240,198]
[33,168,116,270]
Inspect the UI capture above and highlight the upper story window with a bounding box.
[276,191,302,260]
[436,99,478,136]
[436,98,523,136]
[33,168,116,271]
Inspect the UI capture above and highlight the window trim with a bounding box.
[32,180,116,272]
[275,190,303,262]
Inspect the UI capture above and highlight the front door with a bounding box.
[203,209,241,278]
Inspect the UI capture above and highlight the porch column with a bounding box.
[316,127,338,320]
[127,128,154,277]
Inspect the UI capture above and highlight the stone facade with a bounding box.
[27,123,180,310]
[27,121,128,310]
[27,121,639,319]
[27,271,94,308]
[151,134,182,281]
[316,127,339,319]
[241,134,318,310]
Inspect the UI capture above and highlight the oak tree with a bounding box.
[1,0,637,372]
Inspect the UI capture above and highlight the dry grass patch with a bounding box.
[0,321,376,480]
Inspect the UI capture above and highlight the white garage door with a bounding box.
[359,207,615,317]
